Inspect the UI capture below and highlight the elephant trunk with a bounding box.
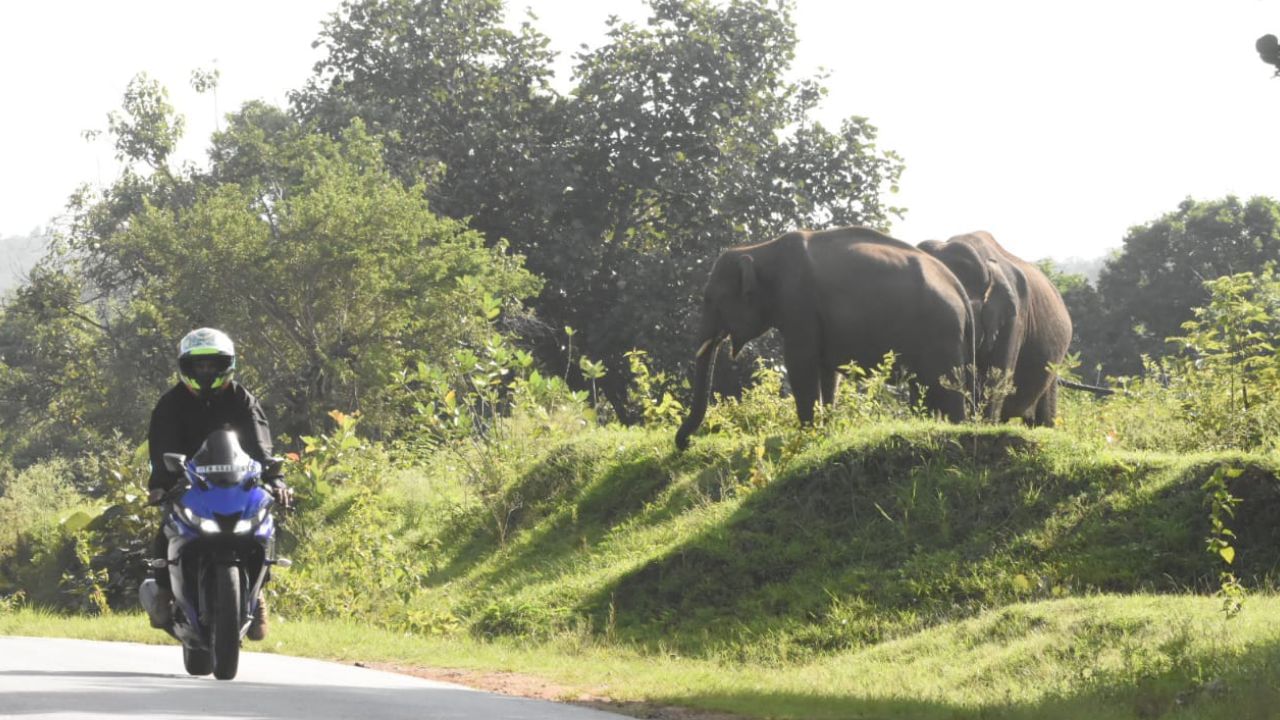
[979,260,1016,357]
[675,332,725,450]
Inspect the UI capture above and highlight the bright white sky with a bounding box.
[3,0,1279,264]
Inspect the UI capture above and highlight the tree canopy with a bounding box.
[1257,34,1280,75]
[0,78,539,461]
[293,0,904,411]
[1090,196,1280,377]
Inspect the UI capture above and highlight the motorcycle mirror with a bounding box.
[162,453,187,473]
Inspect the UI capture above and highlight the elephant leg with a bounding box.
[785,347,821,425]
[1030,381,1058,427]
[990,390,1007,423]
[986,362,1016,422]
[819,367,839,407]
[924,381,966,423]
[918,336,969,422]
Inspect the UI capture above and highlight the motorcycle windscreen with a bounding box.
[191,429,260,487]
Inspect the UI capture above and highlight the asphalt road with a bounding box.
[0,636,628,719]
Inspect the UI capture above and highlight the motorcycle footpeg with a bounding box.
[268,558,292,568]
[145,558,169,569]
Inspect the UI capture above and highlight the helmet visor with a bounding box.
[180,354,233,390]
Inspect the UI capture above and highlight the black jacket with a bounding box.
[147,381,273,491]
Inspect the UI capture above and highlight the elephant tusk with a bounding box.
[696,338,719,359]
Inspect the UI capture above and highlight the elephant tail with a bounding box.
[963,298,978,418]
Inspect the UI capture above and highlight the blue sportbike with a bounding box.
[139,430,289,680]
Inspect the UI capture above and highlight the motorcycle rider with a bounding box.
[144,327,292,640]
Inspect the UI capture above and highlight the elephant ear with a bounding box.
[737,254,757,299]
[979,259,1018,356]
[933,241,986,297]
[918,239,944,255]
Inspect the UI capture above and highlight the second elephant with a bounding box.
[676,226,976,449]
[918,231,1072,425]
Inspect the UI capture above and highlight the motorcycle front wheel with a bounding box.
[211,564,241,681]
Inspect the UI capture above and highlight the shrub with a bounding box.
[0,458,80,555]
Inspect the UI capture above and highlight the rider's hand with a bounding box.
[147,488,167,506]
[269,479,294,510]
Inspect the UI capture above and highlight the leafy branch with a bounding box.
[1203,465,1245,617]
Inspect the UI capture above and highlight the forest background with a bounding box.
[2,0,1277,458]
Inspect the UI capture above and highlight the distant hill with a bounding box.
[0,231,47,296]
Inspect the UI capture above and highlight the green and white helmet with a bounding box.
[178,327,236,395]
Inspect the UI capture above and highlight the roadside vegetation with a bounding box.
[2,304,1279,717]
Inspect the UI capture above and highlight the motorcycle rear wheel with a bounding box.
[183,645,213,676]
[211,564,241,681]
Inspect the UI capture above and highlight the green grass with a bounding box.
[6,411,1280,719]
[5,593,1280,719]
[365,422,1279,662]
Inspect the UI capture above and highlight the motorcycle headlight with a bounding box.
[179,506,220,534]
[233,505,269,535]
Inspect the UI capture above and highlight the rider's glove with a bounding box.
[147,488,167,506]
[268,478,294,510]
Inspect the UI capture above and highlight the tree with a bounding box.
[1093,196,1280,377]
[292,0,562,246]
[120,113,540,436]
[1257,34,1280,75]
[0,79,541,459]
[1038,260,1108,384]
[0,261,116,464]
[293,0,904,415]
[0,73,191,462]
[1170,268,1280,448]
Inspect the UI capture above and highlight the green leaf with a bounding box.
[62,511,96,534]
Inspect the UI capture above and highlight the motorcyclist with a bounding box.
[145,327,292,640]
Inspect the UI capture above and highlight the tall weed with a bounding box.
[0,436,151,611]
[397,326,592,544]
[0,459,79,554]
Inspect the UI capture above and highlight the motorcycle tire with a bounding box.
[183,645,213,676]
[211,564,241,681]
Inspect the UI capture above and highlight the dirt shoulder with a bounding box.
[360,661,746,720]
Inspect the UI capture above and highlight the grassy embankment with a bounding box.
[4,415,1280,719]
[4,594,1280,720]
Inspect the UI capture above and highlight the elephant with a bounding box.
[917,231,1072,426]
[675,226,976,450]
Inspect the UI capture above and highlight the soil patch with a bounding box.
[360,661,745,720]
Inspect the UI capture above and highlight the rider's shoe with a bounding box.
[247,593,268,641]
[140,580,174,629]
